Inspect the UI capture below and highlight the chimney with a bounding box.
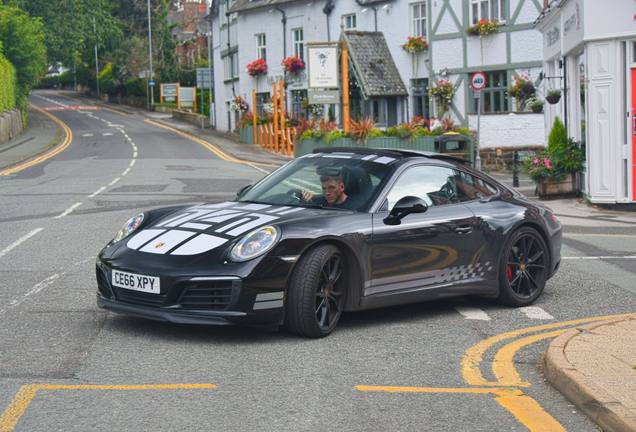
[183,0,200,33]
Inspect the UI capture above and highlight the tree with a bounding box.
[6,0,123,71]
[0,5,47,113]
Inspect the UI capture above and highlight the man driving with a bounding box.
[301,174,363,210]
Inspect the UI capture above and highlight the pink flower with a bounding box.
[534,167,538,171]
[534,158,538,164]
[544,157,550,164]
[546,164,552,169]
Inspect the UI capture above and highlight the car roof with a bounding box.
[313,147,468,165]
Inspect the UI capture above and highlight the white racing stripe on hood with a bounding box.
[171,234,228,256]
[126,229,166,250]
[226,214,280,237]
[139,230,196,254]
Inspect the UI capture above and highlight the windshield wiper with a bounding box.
[299,203,350,211]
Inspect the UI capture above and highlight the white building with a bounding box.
[535,0,636,206]
[209,0,547,151]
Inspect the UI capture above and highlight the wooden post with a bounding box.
[279,80,285,154]
[342,42,350,133]
[292,128,296,158]
[320,118,325,129]
[193,86,197,114]
[258,125,263,148]
[252,90,257,145]
[311,118,316,129]
[273,82,278,153]
[177,83,181,110]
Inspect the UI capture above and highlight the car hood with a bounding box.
[124,201,347,257]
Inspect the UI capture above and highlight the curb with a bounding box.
[543,317,636,432]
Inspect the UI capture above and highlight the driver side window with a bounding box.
[385,165,459,209]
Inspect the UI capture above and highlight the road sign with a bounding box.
[474,90,482,99]
[149,80,155,87]
[471,72,486,91]
[196,68,212,90]
[138,70,155,79]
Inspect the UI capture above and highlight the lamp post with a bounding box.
[147,0,154,106]
[93,16,99,99]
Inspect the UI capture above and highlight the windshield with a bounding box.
[238,152,395,212]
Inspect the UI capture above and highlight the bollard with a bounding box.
[513,150,519,188]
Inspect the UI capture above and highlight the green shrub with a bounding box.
[431,126,445,135]
[413,127,431,137]
[323,130,343,145]
[0,54,16,113]
[457,127,471,135]
[385,126,398,137]
[547,116,567,154]
[125,78,146,97]
[367,129,384,138]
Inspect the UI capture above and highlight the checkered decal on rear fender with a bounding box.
[438,262,493,283]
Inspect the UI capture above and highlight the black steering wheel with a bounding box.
[286,189,303,202]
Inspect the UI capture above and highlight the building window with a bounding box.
[411,79,429,120]
[470,0,505,24]
[256,34,266,61]
[470,70,508,113]
[343,14,357,30]
[220,2,228,26]
[291,90,308,119]
[412,3,427,37]
[371,98,388,126]
[223,53,239,80]
[256,93,271,118]
[293,28,304,59]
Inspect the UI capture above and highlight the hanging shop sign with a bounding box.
[307,46,339,89]
[308,89,340,105]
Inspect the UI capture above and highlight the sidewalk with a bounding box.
[0,106,62,170]
[7,91,636,432]
[544,316,636,432]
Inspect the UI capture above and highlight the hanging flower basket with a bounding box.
[281,56,305,75]
[546,90,561,104]
[246,59,267,77]
[229,96,249,113]
[508,75,536,111]
[429,79,455,118]
[467,19,502,36]
[401,36,428,53]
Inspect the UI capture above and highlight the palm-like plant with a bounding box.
[350,117,380,144]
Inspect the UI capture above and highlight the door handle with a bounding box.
[455,226,473,235]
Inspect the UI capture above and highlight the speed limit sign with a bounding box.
[471,72,486,91]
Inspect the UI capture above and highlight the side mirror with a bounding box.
[383,196,428,225]
[236,184,252,197]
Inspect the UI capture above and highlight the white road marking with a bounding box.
[562,256,636,260]
[129,159,136,167]
[109,177,121,186]
[122,167,131,176]
[0,274,59,316]
[133,151,138,158]
[82,134,94,137]
[0,228,44,259]
[519,306,553,320]
[454,306,492,321]
[53,202,83,219]
[102,133,114,136]
[88,186,107,198]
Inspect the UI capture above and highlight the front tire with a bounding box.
[285,244,346,338]
[496,227,549,306]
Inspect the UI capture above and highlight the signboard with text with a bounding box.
[308,89,340,105]
[307,46,339,89]
[161,83,178,103]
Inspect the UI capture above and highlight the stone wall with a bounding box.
[0,109,23,145]
[172,110,210,127]
[479,146,543,173]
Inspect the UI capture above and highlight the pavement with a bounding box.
[4,90,636,432]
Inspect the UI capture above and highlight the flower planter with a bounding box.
[531,106,544,113]
[537,172,576,198]
[546,95,561,104]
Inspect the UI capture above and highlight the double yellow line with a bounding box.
[358,313,635,432]
[0,104,73,176]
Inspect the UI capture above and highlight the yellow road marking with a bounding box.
[356,386,522,396]
[461,313,634,386]
[492,329,568,387]
[0,383,216,431]
[495,395,567,432]
[0,104,72,176]
[144,119,277,167]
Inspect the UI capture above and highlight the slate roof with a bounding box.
[228,0,303,14]
[343,31,408,99]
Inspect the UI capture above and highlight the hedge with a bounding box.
[0,53,17,113]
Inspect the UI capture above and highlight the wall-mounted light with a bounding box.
[361,8,368,12]
[382,3,391,9]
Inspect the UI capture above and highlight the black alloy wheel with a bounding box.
[497,227,548,306]
[285,244,346,338]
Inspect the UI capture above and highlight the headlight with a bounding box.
[114,213,145,243]
[229,226,280,262]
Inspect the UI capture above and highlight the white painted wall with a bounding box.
[469,113,545,148]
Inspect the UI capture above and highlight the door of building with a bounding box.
[632,68,636,200]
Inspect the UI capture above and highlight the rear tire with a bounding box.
[496,227,549,306]
[285,244,346,338]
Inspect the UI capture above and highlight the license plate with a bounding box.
[112,270,161,294]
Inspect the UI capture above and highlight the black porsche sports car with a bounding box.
[96,147,562,338]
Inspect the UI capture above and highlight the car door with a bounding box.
[369,164,488,297]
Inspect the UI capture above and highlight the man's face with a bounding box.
[321,179,345,204]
